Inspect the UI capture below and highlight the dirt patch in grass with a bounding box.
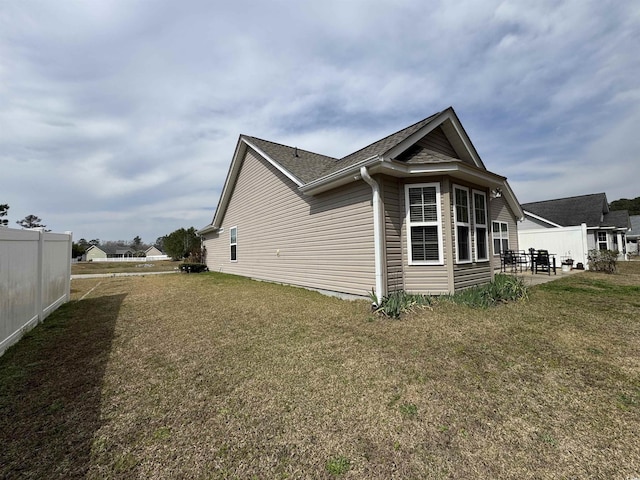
[1,267,639,478]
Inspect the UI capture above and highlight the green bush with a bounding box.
[370,275,527,317]
[445,274,528,308]
[587,249,618,273]
[178,263,208,273]
[370,289,432,319]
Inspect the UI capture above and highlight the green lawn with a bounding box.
[1,264,639,479]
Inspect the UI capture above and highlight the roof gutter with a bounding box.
[299,155,382,195]
[359,166,385,305]
[197,224,220,236]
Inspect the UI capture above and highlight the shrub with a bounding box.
[370,289,432,319]
[587,249,618,273]
[445,274,528,308]
[178,263,209,273]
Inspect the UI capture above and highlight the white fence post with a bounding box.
[37,228,45,323]
[65,231,73,302]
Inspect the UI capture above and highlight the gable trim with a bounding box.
[242,138,304,187]
[210,136,305,229]
[384,107,485,169]
[523,210,563,228]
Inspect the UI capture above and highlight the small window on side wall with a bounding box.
[230,226,237,261]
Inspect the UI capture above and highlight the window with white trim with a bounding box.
[230,226,237,261]
[405,183,442,264]
[473,190,488,261]
[492,221,509,255]
[453,186,471,263]
[597,231,607,250]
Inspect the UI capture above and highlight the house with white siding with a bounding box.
[520,193,631,265]
[199,107,523,300]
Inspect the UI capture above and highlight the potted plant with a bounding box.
[561,258,574,272]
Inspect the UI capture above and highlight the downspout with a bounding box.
[360,166,385,305]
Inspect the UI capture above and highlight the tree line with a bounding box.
[609,196,640,216]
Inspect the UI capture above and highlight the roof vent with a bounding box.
[294,147,299,157]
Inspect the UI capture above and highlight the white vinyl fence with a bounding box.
[1,228,72,356]
[518,224,589,269]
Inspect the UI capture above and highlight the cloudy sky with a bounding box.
[1,0,638,244]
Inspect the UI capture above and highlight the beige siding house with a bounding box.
[145,246,164,257]
[199,107,523,299]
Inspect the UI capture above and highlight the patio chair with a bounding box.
[534,249,552,275]
[501,250,518,272]
[516,250,529,271]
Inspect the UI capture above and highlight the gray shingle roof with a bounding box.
[603,210,631,229]
[522,193,608,227]
[321,112,441,176]
[628,215,640,237]
[522,193,630,229]
[243,136,337,184]
[243,111,445,183]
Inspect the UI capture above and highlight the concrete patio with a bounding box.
[498,267,582,286]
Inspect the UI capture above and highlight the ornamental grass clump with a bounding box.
[369,289,433,318]
[447,274,528,308]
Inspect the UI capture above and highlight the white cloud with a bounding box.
[1,0,639,241]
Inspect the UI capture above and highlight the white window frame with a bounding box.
[597,231,608,250]
[453,185,472,264]
[472,190,489,262]
[405,183,443,265]
[492,221,509,255]
[230,226,238,262]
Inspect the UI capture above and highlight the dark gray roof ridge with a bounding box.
[521,192,607,206]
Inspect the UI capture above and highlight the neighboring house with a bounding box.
[626,215,640,255]
[199,107,523,299]
[145,246,164,257]
[519,193,631,265]
[85,244,135,261]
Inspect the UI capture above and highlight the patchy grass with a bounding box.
[1,264,639,478]
[72,260,182,275]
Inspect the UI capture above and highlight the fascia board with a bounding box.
[301,156,511,200]
[197,224,219,235]
[523,210,563,228]
[242,138,304,187]
[501,181,525,221]
[211,139,246,227]
[383,108,484,170]
[299,155,382,195]
[382,160,506,185]
[383,111,445,160]
[211,137,304,228]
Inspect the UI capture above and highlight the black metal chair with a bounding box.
[501,250,518,272]
[534,249,552,275]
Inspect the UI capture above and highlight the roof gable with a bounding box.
[522,193,610,227]
[243,136,337,184]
